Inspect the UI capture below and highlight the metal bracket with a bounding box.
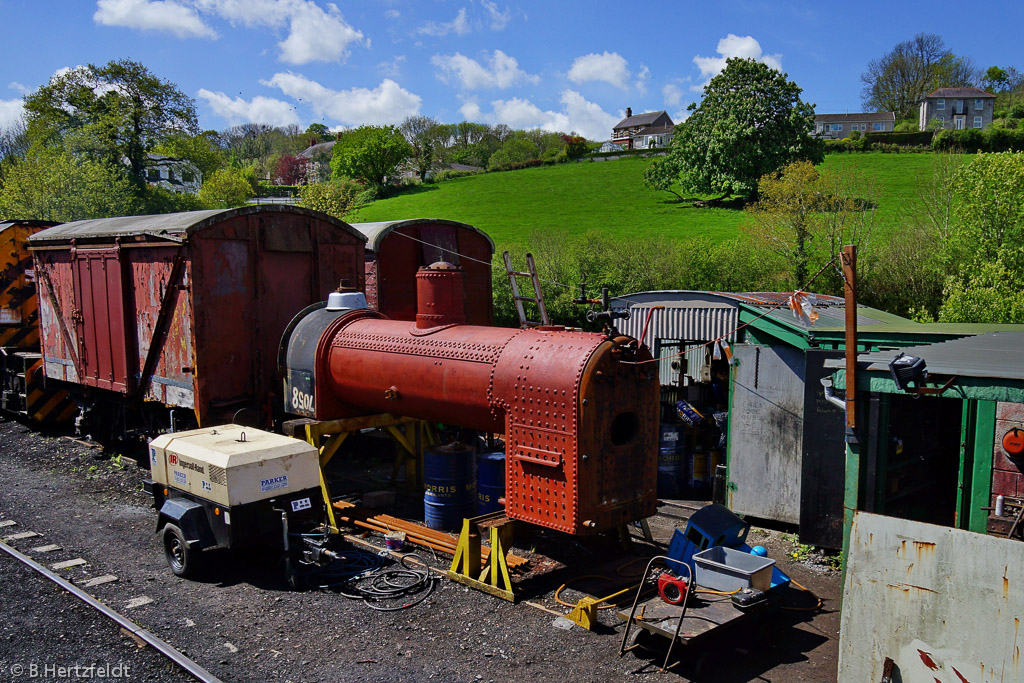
[447,512,517,602]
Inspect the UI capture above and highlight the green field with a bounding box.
[352,152,939,250]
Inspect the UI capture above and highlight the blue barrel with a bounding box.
[657,424,685,498]
[424,442,476,531]
[476,450,506,515]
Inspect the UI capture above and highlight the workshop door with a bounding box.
[727,344,805,524]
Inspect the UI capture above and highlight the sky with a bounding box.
[2,1,1023,142]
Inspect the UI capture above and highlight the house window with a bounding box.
[937,99,945,110]
[938,117,945,126]
[831,124,843,132]
[167,169,175,181]
[147,168,159,180]
[183,171,195,183]
[974,116,983,129]
[872,122,885,131]
[955,118,965,130]
[975,98,984,110]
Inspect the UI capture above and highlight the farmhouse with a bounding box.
[611,108,675,150]
[814,112,895,138]
[918,87,997,131]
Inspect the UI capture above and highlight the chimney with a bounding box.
[625,107,632,118]
[415,261,466,330]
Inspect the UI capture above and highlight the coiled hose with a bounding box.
[298,545,437,612]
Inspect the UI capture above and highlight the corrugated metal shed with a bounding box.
[352,218,495,255]
[29,206,365,244]
[837,331,1024,381]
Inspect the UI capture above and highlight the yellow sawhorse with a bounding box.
[283,414,436,533]
[448,512,517,602]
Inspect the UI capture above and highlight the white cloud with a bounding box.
[385,9,400,20]
[103,0,370,64]
[465,90,617,140]
[276,2,365,64]
[8,82,32,96]
[416,8,470,37]
[663,83,683,107]
[635,65,650,95]
[481,1,510,30]
[263,73,421,126]
[568,52,631,90]
[378,55,407,78]
[94,0,217,38]
[0,99,24,130]
[431,50,539,90]
[692,34,782,91]
[197,89,300,126]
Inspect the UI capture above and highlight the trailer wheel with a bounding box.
[163,524,198,578]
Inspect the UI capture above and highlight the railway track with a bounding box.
[0,536,222,683]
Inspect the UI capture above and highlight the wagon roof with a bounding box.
[28,206,366,244]
[350,218,495,254]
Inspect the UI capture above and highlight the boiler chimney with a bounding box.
[415,261,466,330]
[626,107,632,118]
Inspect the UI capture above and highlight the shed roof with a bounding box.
[297,141,336,159]
[831,332,1024,382]
[614,110,670,130]
[350,218,495,254]
[925,87,996,99]
[28,206,365,244]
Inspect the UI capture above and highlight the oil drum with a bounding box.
[657,423,684,498]
[476,450,506,515]
[424,442,476,530]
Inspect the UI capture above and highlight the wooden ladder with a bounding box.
[502,251,550,328]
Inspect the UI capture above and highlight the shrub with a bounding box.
[933,129,985,153]
[298,178,365,220]
[198,168,254,208]
[864,131,933,147]
[257,183,300,197]
[431,168,483,182]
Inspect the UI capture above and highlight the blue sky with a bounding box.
[2,1,1022,141]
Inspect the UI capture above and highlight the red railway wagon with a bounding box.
[29,206,365,439]
[352,219,495,326]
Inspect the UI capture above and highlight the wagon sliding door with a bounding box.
[71,248,130,393]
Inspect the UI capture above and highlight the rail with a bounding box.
[0,539,224,683]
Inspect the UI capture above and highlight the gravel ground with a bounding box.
[0,416,841,682]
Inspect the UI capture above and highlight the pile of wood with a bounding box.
[332,501,528,569]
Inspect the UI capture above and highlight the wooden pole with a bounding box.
[842,245,857,433]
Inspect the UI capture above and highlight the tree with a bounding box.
[305,123,331,140]
[645,58,822,200]
[152,131,224,180]
[0,117,30,186]
[197,167,254,208]
[23,59,198,192]
[330,126,411,195]
[273,154,309,185]
[487,135,538,169]
[860,34,978,120]
[0,143,136,221]
[399,115,442,182]
[743,160,874,287]
[298,179,364,220]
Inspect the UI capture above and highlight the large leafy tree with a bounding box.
[860,33,978,120]
[23,59,198,192]
[645,58,822,200]
[330,125,411,195]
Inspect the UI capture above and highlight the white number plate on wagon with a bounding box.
[291,497,312,512]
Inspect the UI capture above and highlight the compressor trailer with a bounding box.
[144,424,325,579]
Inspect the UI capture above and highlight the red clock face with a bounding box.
[1003,428,1024,457]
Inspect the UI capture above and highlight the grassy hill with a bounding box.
[351,152,939,250]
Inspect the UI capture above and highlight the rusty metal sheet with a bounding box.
[840,511,1024,682]
[71,248,130,393]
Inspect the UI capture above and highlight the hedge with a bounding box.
[257,183,301,197]
[864,131,934,147]
[933,127,1024,153]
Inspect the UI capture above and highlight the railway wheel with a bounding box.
[163,524,199,578]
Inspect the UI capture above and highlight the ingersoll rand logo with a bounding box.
[169,454,178,465]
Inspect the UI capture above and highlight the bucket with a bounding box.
[424,442,476,531]
[384,531,406,551]
[476,450,506,515]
